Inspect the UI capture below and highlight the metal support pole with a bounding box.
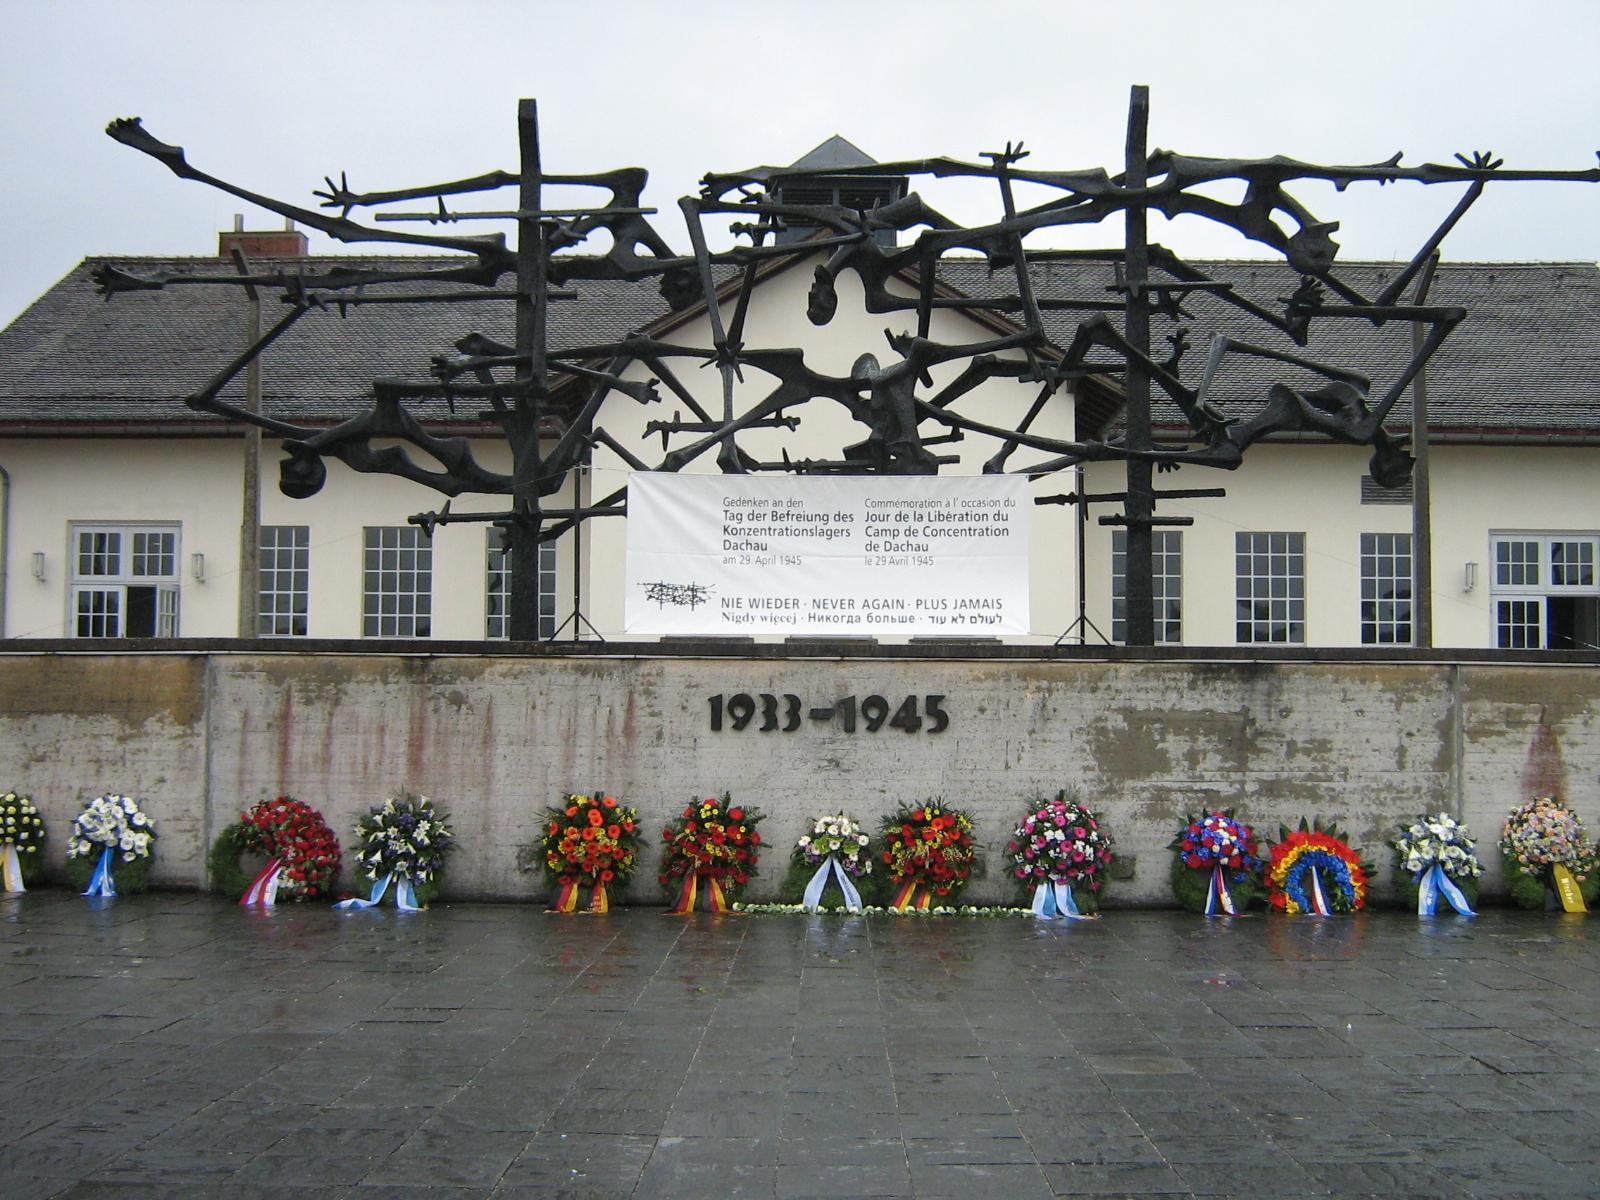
[1121,85,1156,647]
[230,246,262,638]
[1410,253,1439,648]
[508,98,547,641]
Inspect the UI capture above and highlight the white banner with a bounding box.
[625,474,1030,636]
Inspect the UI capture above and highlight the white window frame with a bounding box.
[362,526,432,639]
[1360,532,1413,646]
[486,528,559,640]
[69,523,181,639]
[258,525,310,637]
[1235,532,1306,645]
[1490,532,1600,650]
[1111,529,1182,645]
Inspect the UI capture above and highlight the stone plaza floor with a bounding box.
[1,894,1598,1199]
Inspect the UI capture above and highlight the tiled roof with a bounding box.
[1,253,1596,436]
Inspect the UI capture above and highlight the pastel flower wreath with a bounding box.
[1266,818,1369,915]
[1499,797,1599,910]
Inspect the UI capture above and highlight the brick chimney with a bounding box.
[218,214,308,258]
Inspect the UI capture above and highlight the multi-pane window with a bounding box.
[1235,532,1305,644]
[70,524,180,638]
[1360,532,1413,645]
[1111,530,1182,644]
[1491,533,1600,650]
[486,528,558,640]
[362,526,432,638]
[258,526,309,637]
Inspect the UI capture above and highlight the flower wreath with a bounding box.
[1266,818,1369,915]
[1500,797,1599,911]
[784,812,874,910]
[1006,792,1112,918]
[342,793,454,909]
[66,793,157,895]
[1393,812,1482,915]
[660,794,764,913]
[1169,808,1263,915]
[208,797,342,903]
[880,801,978,911]
[0,790,47,890]
[539,792,641,913]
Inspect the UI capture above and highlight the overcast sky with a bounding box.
[2,0,1595,327]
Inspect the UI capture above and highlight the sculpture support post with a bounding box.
[509,98,547,641]
[1121,85,1156,647]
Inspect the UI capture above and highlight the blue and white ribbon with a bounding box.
[1416,863,1476,917]
[1204,865,1236,916]
[334,872,423,911]
[83,846,117,897]
[801,855,863,912]
[1031,880,1095,921]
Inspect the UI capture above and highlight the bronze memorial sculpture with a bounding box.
[95,89,1598,643]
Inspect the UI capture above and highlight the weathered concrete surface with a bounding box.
[0,650,1594,904]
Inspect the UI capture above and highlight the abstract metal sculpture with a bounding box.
[98,91,1597,642]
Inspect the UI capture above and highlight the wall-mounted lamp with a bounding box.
[191,552,206,583]
[1463,561,1478,593]
[30,552,44,582]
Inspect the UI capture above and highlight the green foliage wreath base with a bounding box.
[66,849,153,895]
[4,845,46,887]
[1504,856,1600,911]
[777,858,887,907]
[345,869,443,909]
[1169,858,1263,914]
[207,822,344,902]
[1393,863,1481,913]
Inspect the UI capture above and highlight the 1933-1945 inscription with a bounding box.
[707,693,947,734]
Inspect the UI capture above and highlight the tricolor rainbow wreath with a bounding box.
[1169,808,1263,915]
[540,792,641,913]
[1266,818,1369,915]
[0,790,46,892]
[881,801,978,911]
[660,794,764,913]
[209,796,342,905]
[1005,792,1111,918]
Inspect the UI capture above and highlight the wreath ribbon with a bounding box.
[668,871,730,914]
[240,857,284,907]
[83,846,117,897]
[1031,880,1095,921]
[2,845,24,893]
[553,880,611,913]
[334,873,422,911]
[1551,864,1588,913]
[1415,863,1475,916]
[802,855,863,911]
[1306,865,1331,915]
[889,880,933,911]
[1204,865,1235,915]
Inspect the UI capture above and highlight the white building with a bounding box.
[1,221,1596,651]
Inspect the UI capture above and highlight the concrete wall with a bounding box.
[1,646,1595,907]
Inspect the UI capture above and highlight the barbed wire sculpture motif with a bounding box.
[98,90,1597,642]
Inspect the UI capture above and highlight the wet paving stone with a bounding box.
[2,895,1599,1197]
